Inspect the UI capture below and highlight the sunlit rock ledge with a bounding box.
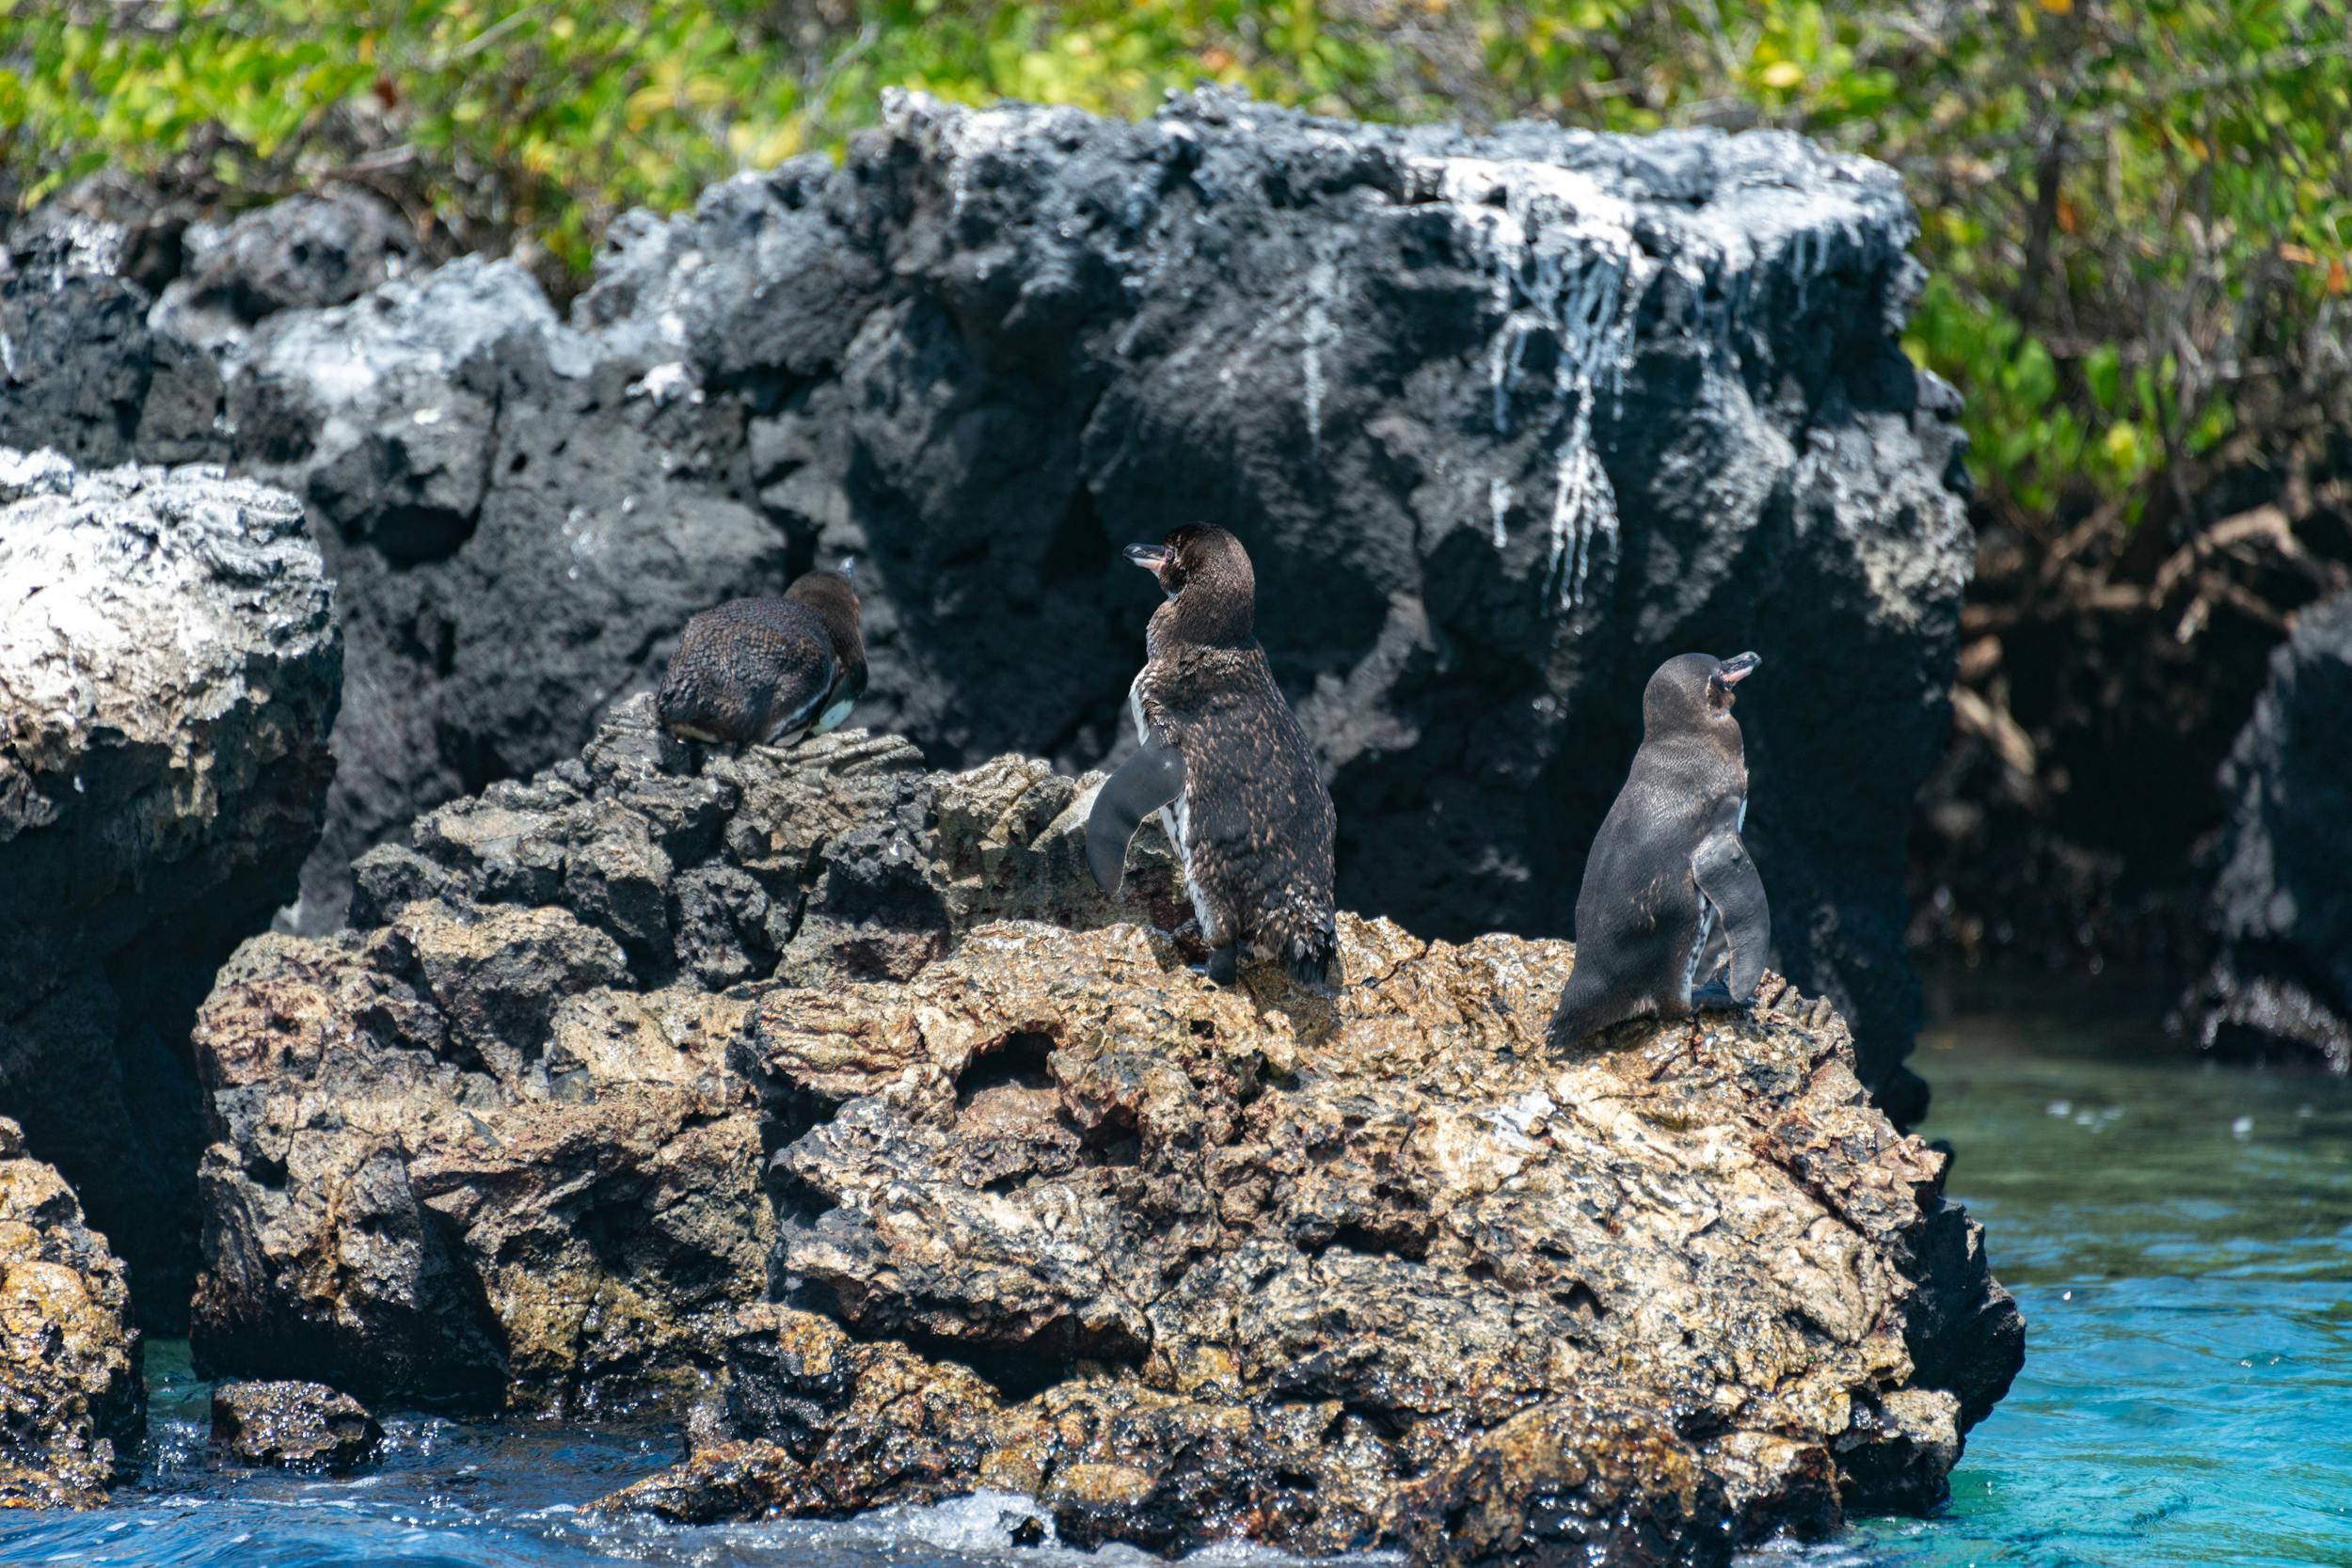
[185,697,2021,1565]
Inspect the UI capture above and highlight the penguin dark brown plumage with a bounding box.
[656,563,866,748]
[1086,525,1337,986]
[1547,651,1771,1050]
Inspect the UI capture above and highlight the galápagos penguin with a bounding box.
[1547,650,1771,1050]
[1086,525,1337,987]
[656,562,866,748]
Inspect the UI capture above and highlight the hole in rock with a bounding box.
[1553,1280,1607,1320]
[1314,1222,1429,1262]
[842,1319,1145,1405]
[955,1032,1058,1105]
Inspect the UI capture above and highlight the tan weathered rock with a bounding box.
[0,1117,144,1509]
[189,696,1174,1411]
[614,916,2017,1565]
[187,696,2019,1560]
[210,1379,382,1470]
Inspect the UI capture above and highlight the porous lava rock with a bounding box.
[2185,592,2352,1070]
[0,449,339,1327]
[3,92,1969,1112]
[0,1118,144,1509]
[185,699,2018,1561]
[188,695,1179,1409]
[209,1380,383,1470]
[595,918,2018,1563]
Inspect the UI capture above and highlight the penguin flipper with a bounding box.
[1086,739,1186,895]
[1692,832,1770,1002]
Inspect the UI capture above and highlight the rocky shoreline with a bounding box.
[183,697,2018,1560]
[0,89,2048,1560]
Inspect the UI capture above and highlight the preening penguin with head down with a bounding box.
[656,561,867,749]
[1548,650,1771,1051]
[1086,525,1338,988]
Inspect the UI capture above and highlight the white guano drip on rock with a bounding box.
[1422,157,1652,614]
[1300,247,1341,457]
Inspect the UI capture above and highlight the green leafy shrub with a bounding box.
[3,0,2347,524]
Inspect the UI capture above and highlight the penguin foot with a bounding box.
[1690,979,1751,1013]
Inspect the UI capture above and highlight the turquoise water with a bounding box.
[2,975,2347,1567]
[1843,974,2352,1568]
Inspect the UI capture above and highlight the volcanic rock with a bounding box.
[210,1379,383,1470]
[593,917,2019,1562]
[2,93,1968,1111]
[188,695,1177,1409]
[0,1118,144,1509]
[0,449,340,1327]
[2185,591,2352,1069]
[185,699,2018,1559]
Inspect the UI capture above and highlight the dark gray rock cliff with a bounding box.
[2,91,1969,1112]
[2185,591,2352,1070]
[0,450,340,1329]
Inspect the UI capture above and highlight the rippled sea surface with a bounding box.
[3,974,2346,1568]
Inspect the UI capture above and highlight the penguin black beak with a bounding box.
[1124,544,1172,572]
[1718,651,1761,686]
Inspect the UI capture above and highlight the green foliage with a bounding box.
[3,1,2347,521]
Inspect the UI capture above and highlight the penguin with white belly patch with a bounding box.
[1547,651,1771,1050]
[1086,525,1337,986]
[656,562,866,748]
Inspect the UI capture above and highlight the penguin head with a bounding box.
[784,563,867,682]
[1643,650,1759,736]
[1126,524,1255,646]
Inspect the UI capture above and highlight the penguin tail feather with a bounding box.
[1265,905,1337,989]
[1546,972,1617,1053]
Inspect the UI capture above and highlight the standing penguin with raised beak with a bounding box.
[1087,525,1338,987]
[656,561,866,748]
[1548,651,1771,1050]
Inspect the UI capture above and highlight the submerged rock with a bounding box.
[3,93,1967,1110]
[0,449,340,1327]
[0,1118,144,1509]
[2185,592,2352,1070]
[210,1380,382,1470]
[187,698,2018,1558]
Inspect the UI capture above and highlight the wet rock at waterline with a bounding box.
[183,700,2020,1557]
[189,695,1181,1409]
[2,92,1968,1113]
[0,450,340,1330]
[2185,592,2352,1071]
[210,1380,383,1470]
[593,920,2017,1561]
[0,1118,144,1509]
